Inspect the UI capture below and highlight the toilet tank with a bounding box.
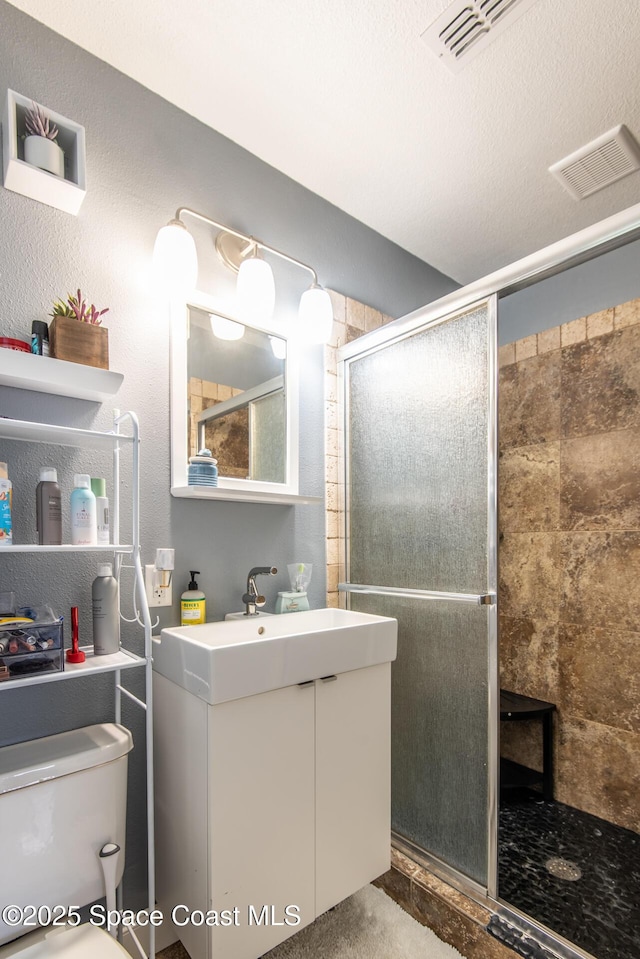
[0,724,133,945]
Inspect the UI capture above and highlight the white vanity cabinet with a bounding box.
[315,664,391,915]
[154,660,392,959]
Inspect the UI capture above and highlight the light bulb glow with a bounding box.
[298,285,333,345]
[269,335,287,359]
[210,314,245,341]
[152,221,198,298]
[237,256,275,323]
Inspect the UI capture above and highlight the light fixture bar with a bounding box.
[156,206,335,343]
[175,207,319,284]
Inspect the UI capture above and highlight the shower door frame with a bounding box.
[336,199,640,951]
[340,295,499,897]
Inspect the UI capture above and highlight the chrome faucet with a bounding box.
[242,566,277,616]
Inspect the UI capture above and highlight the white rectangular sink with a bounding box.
[152,607,397,705]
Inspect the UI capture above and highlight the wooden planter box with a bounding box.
[49,315,109,369]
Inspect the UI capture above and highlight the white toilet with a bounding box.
[0,724,133,957]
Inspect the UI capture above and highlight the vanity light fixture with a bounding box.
[236,246,276,324]
[153,207,334,344]
[152,218,198,299]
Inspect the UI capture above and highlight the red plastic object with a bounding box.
[66,606,85,664]
[0,337,30,353]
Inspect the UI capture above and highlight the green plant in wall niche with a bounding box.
[51,289,109,326]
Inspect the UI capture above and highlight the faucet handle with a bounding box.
[242,586,266,607]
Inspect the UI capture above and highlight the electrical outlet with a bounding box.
[145,564,172,607]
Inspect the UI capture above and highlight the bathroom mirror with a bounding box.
[170,292,300,501]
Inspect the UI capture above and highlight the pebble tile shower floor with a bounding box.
[499,794,640,959]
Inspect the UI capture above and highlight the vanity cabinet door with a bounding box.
[315,663,391,916]
[208,682,316,959]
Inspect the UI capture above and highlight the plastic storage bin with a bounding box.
[0,618,64,682]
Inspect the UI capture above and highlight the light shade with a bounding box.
[153,220,198,298]
[210,314,245,341]
[237,255,275,324]
[269,335,287,359]
[298,285,333,345]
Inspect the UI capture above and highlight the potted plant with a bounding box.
[49,290,110,369]
[23,102,64,178]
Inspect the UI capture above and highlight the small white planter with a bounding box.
[24,134,64,177]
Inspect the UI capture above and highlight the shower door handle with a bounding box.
[339,583,496,606]
[479,593,496,605]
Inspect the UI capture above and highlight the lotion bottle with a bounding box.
[36,467,62,545]
[70,474,97,546]
[91,477,110,545]
[0,463,12,546]
[92,564,120,655]
[181,571,206,625]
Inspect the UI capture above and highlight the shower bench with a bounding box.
[500,689,556,802]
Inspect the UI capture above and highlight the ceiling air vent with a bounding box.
[421,0,541,73]
[549,125,640,200]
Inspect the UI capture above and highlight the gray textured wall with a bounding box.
[0,1,455,907]
[499,236,640,344]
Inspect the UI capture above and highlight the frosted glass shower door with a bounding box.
[342,298,497,890]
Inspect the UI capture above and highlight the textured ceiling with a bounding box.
[7,0,640,283]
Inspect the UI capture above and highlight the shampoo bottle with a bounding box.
[181,571,206,626]
[92,564,120,655]
[91,477,110,545]
[0,463,12,546]
[36,467,62,545]
[70,474,97,546]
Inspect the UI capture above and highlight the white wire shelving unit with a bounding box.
[0,412,155,959]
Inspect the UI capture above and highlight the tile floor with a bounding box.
[499,794,640,959]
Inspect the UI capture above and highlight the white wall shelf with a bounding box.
[0,350,123,401]
[0,648,145,691]
[171,485,322,506]
[2,90,86,215]
[0,543,133,553]
[0,417,133,449]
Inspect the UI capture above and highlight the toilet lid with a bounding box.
[0,924,130,958]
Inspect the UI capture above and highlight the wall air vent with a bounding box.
[549,125,640,200]
[421,0,541,73]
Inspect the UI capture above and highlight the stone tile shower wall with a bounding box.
[324,291,394,610]
[188,378,247,477]
[498,297,640,833]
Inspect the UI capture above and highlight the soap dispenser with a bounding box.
[181,571,206,626]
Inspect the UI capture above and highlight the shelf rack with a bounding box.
[0,543,133,552]
[1,648,145,690]
[0,412,155,959]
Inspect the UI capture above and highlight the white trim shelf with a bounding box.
[0,417,133,449]
[0,647,145,691]
[0,351,123,402]
[0,543,133,553]
[171,485,322,506]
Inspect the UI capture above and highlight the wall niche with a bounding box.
[2,89,86,214]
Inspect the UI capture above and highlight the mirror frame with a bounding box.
[170,291,300,498]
